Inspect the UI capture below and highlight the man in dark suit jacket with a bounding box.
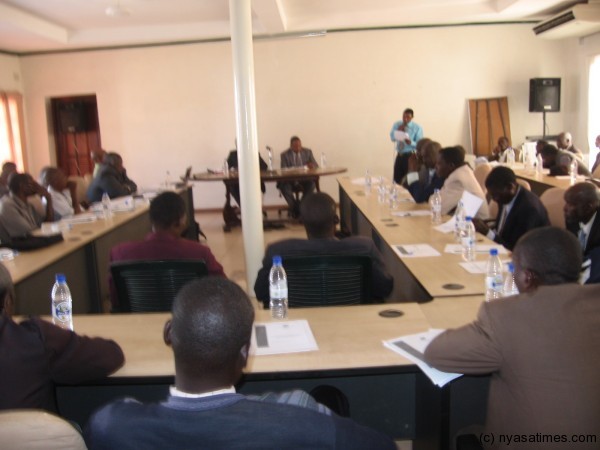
[472,166,550,251]
[564,182,600,256]
[226,149,268,207]
[405,140,444,203]
[278,136,319,218]
[254,192,393,305]
[86,152,137,203]
[424,227,600,448]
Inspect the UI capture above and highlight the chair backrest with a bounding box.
[0,409,87,450]
[592,163,600,179]
[539,187,566,229]
[278,255,373,308]
[67,175,91,203]
[110,259,208,312]
[473,163,492,194]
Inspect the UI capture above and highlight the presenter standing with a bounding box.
[390,108,423,184]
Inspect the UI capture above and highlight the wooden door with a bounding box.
[468,97,511,157]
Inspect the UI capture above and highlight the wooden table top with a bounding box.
[191,167,347,183]
[512,167,578,191]
[338,177,501,297]
[4,203,149,285]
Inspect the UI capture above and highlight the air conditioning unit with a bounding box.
[533,4,600,39]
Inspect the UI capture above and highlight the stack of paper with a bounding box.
[392,244,440,258]
[251,320,318,356]
[383,329,463,387]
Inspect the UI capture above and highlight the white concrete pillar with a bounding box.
[229,0,265,296]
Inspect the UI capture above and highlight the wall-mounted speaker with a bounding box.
[58,101,88,133]
[529,78,561,113]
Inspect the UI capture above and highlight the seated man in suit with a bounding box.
[254,192,393,304]
[424,227,600,448]
[40,167,82,220]
[86,152,137,203]
[0,173,54,239]
[405,140,444,203]
[435,146,489,219]
[564,182,600,256]
[278,136,318,218]
[557,131,584,160]
[0,263,124,412]
[85,277,395,450]
[472,167,549,251]
[109,191,225,310]
[487,136,511,162]
[540,144,590,177]
[226,148,268,207]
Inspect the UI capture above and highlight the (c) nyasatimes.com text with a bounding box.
[479,432,598,446]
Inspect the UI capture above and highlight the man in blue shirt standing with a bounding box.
[390,108,423,184]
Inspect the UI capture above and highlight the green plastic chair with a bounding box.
[110,259,208,312]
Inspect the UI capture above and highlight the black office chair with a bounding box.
[110,259,208,312]
[268,255,373,308]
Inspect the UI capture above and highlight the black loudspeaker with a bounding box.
[58,101,88,133]
[529,78,561,113]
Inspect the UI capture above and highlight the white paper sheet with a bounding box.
[393,130,409,142]
[351,176,386,186]
[459,259,510,274]
[251,320,318,356]
[392,244,441,258]
[392,210,430,217]
[60,213,98,224]
[460,190,484,218]
[444,244,509,255]
[383,329,463,387]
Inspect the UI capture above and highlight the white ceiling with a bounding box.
[0,0,585,54]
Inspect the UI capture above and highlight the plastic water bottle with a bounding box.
[461,216,476,261]
[320,151,327,168]
[536,154,544,175]
[364,170,372,194]
[454,200,465,242]
[569,158,578,184]
[485,249,504,302]
[269,256,288,320]
[502,262,519,297]
[101,192,112,220]
[267,146,273,171]
[430,189,442,224]
[51,273,73,330]
[506,147,515,167]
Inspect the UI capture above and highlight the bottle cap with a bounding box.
[465,216,472,221]
[55,273,66,282]
[508,262,514,272]
[490,249,498,256]
[272,255,282,265]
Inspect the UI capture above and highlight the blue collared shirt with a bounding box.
[390,120,423,154]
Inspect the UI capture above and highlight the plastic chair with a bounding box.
[269,255,373,308]
[0,409,87,450]
[110,259,208,312]
[473,164,492,194]
[539,187,566,229]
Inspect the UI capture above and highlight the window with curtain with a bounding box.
[0,92,26,171]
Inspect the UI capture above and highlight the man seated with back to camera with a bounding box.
[108,191,225,310]
[404,140,444,203]
[424,227,600,450]
[0,264,124,412]
[539,144,590,177]
[226,147,268,208]
[86,152,138,203]
[472,166,549,251]
[254,192,393,305]
[0,172,54,240]
[278,136,319,219]
[84,277,396,450]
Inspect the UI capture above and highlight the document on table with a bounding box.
[383,329,463,387]
[434,190,484,234]
[251,320,318,356]
[459,259,511,274]
[60,213,98,224]
[444,244,509,255]
[392,210,430,217]
[393,244,440,258]
[393,130,409,142]
[351,176,386,185]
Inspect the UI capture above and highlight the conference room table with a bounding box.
[52,297,486,449]
[337,176,503,302]
[192,167,347,230]
[512,165,579,195]
[4,186,195,316]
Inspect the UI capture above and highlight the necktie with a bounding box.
[497,207,509,234]
[578,229,587,250]
[295,153,301,167]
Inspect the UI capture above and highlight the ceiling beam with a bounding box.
[252,0,287,34]
[0,2,69,43]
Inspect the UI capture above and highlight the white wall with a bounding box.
[11,24,581,208]
[0,54,22,91]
